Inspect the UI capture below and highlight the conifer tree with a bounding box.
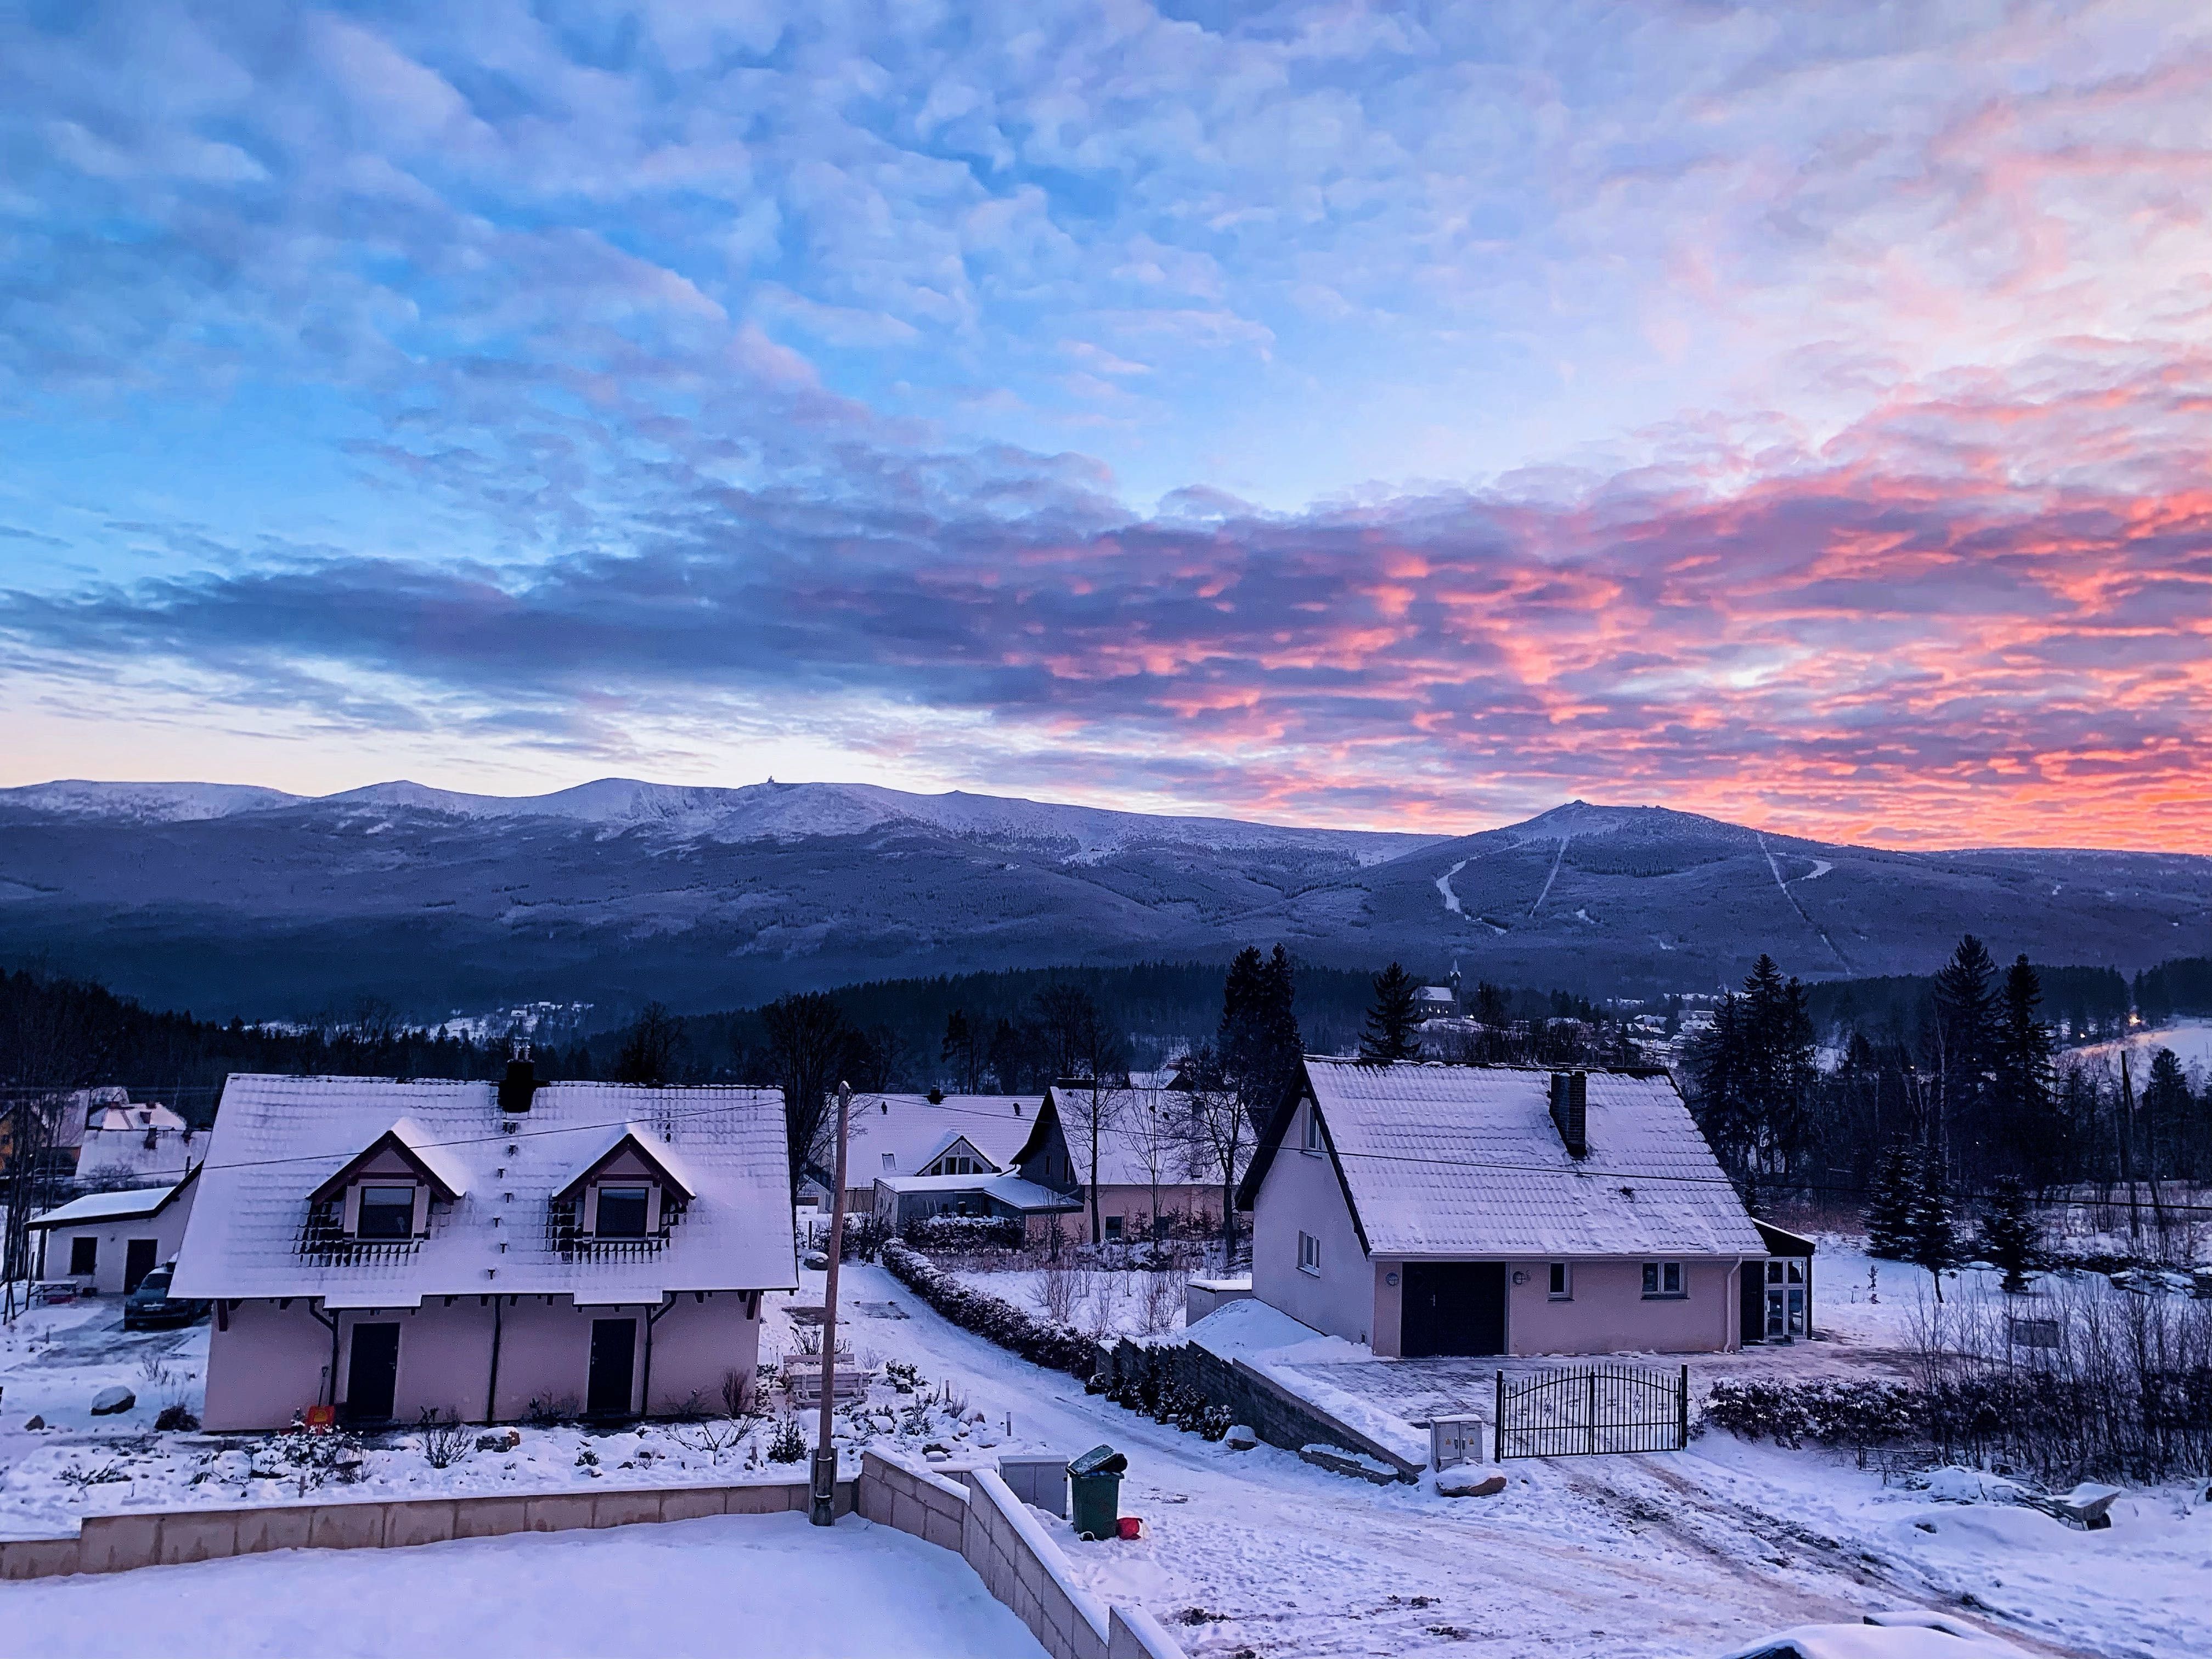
[1976,1175,2042,1294]
[1906,1147,1961,1302]
[1865,1141,1918,1259]
[1358,962,1421,1064]
[1993,955,2059,1178]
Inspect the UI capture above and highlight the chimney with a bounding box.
[1549,1071,1587,1159]
[498,1057,539,1116]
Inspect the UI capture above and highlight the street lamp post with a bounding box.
[809,1080,853,1526]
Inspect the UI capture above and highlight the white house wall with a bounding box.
[1250,1114,1375,1345]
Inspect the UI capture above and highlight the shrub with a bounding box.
[416,1408,472,1469]
[1701,1379,1918,1449]
[766,1416,808,1463]
[154,1404,199,1432]
[902,1215,1025,1254]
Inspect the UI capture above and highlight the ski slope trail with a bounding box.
[1759,834,1851,972]
[1528,837,1568,919]
[1436,860,1468,915]
[828,1265,1923,1658]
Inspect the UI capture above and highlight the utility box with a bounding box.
[1067,1444,1127,1541]
[999,1455,1069,1517]
[1430,1414,1485,1471]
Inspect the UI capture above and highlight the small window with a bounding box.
[1104,1215,1124,1240]
[1301,1105,1324,1153]
[1767,1260,1784,1284]
[596,1184,650,1239]
[1548,1262,1572,1300]
[358,1184,416,1240]
[1642,1261,1684,1299]
[70,1236,98,1275]
[1297,1231,1321,1276]
[881,1152,896,1171]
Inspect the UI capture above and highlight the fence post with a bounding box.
[1677,1364,1689,1450]
[1494,1370,1504,1463]
[1586,1369,1598,1456]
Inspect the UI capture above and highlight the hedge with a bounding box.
[880,1240,1095,1379]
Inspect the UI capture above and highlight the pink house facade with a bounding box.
[1239,1060,1767,1358]
[172,1065,794,1430]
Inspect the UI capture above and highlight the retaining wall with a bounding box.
[0,1474,849,1582]
[859,1449,1183,1659]
[1097,1336,1422,1481]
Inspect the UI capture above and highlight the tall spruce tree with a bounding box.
[1214,945,1304,1257]
[1690,955,1817,1186]
[1976,1176,2042,1294]
[2141,1047,2191,1185]
[1993,955,2059,1179]
[1358,963,1421,1063]
[1906,1147,1961,1302]
[1932,934,1999,1138]
[1865,1141,1918,1259]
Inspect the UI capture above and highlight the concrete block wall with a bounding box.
[857,1449,1187,1659]
[1097,1338,1420,1481]
[0,1474,849,1582]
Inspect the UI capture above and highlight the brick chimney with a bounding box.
[1549,1070,1588,1159]
[498,1057,539,1116]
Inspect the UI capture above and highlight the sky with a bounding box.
[3,1,2210,850]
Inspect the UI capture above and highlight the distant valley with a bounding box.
[1,778,2206,1020]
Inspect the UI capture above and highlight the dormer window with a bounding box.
[358,1184,417,1240]
[596,1184,650,1239]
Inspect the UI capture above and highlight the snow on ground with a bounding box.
[950,1266,1190,1341]
[837,1259,2206,1658]
[0,1288,998,1541]
[2077,1018,2212,1077]
[0,1509,1047,1659]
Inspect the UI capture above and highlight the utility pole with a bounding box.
[809,1080,852,1527]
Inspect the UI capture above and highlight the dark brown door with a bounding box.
[1401,1263,1507,1357]
[344,1323,400,1421]
[124,1239,159,1294]
[588,1318,637,1416]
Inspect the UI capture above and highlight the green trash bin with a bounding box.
[1067,1444,1127,1541]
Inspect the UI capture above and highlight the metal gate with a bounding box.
[1493,1364,1688,1459]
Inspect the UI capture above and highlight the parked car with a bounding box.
[122,1263,211,1330]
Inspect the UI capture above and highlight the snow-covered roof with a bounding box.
[1256,1059,1765,1260]
[307,1115,473,1203]
[29,1178,191,1228]
[837,1094,1039,1179]
[872,1172,1081,1211]
[1037,1084,1226,1189]
[87,1102,189,1135]
[172,1075,795,1304]
[549,1121,702,1201]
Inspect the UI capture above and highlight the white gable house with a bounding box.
[1238,1059,1768,1357]
[172,1063,795,1430]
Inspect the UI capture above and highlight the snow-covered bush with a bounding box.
[766,1417,808,1463]
[882,1240,1094,1379]
[1701,1379,1918,1448]
[902,1216,1024,1254]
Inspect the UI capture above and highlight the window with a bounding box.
[881,1152,896,1171]
[1641,1261,1685,1299]
[70,1236,98,1276]
[1104,1215,1124,1240]
[358,1184,416,1240]
[596,1184,650,1238]
[1297,1231,1321,1276]
[938,1155,979,1175]
[1767,1260,1784,1284]
[1301,1105,1324,1153]
[1548,1262,1572,1300]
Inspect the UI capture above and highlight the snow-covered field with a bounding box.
[0,1289,1007,1541]
[0,1509,1047,1659]
[950,1266,1192,1341]
[2077,1018,2212,1078]
[8,1250,2208,1657]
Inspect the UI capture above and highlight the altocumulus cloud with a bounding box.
[4,3,2212,848]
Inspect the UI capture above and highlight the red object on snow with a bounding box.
[1116,1516,1146,1541]
[302,1404,336,1434]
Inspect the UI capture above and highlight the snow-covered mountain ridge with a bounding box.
[0,776,1438,863]
[1,778,2204,1018]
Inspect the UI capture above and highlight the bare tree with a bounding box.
[762,993,851,1200]
[1181,1044,1250,1269]
[1119,1079,1197,1244]
[1054,1078,1127,1247]
[613,1001,684,1085]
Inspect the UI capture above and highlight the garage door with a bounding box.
[1401,1262,1507,1357]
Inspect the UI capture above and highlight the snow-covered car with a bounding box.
[1720,1611,2029,1658]
[121,1263,211,1330]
